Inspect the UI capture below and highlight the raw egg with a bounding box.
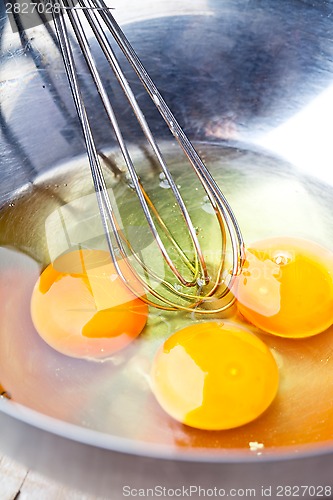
[31,249,148,359]
[150,321,279,430]
[236,237,333,338]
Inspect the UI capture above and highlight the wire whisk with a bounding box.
[50,0,245,313]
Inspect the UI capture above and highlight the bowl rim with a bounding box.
[1,397,333,464]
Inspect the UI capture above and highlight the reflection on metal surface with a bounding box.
[2,0,333,198]
[257,84,333,184]
[106,0,213,24]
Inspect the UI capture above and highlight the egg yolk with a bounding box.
[31,249,148,359]
[235,237,333,338]
[150,321,279,430]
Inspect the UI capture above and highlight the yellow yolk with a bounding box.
[235,237,333,338]
[150,322,279,430]
[31,249,148,358]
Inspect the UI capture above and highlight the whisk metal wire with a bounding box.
[50,0,245,312]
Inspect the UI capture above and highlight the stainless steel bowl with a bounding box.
[1,0,333,496]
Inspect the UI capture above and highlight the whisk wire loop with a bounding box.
[51,0,126,279]
[58,0,211,289]
[51,0,245,312]
[91,0,245,279]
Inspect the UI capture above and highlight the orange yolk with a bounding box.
[151,322,279,430]
[235,237,333,338]
[31,249,148,359]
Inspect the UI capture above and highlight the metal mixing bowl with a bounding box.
[1,0,333,496]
